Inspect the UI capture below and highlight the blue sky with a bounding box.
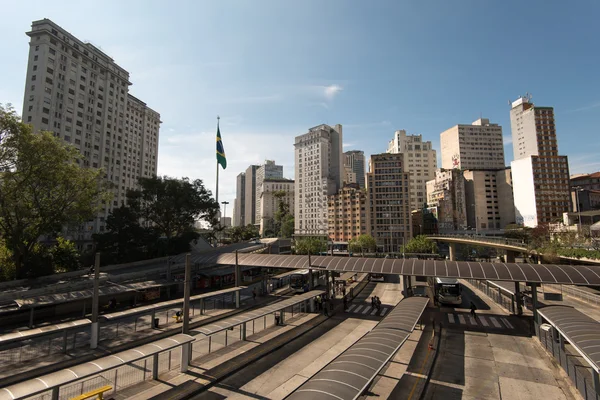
[1,1,599,212]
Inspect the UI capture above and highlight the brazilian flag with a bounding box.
[216,124,226,169]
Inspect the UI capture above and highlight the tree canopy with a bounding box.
[348,234,377,253]
[94,176,218,264]
[273,191,294,238]
[294,237,326,255]
[0,105,110,278]
[402,235,438,254]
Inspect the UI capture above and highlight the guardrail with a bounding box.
[428,234,527,248]
[544,284,600,306]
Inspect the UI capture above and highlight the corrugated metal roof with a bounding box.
[287,297,429,400]
[538,305,600,372]
[193,290,325,336]
[186,253,600,286]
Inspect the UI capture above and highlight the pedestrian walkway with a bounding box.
[345,303,390,317]
[445,312,518,331]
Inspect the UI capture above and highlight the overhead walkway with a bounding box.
[287,297,429,400]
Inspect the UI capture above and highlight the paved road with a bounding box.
[421,283,580,400]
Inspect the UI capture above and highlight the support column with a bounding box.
[29,307,35,329]
[180,343,190,372]
[241,322,247,341]
[200,298,204,315]
[592,370,599,396]
[559,334,565,351]
[449,243,456,261]
[90,252,100,349]
[506,250,516,263]
[235,251,241,308]
[279,310,285,325]
[308,269,314,291]
[531,283,539,324]
[514,282,523,315]
[182,254,191,334]
[51,387,59,400]
[310,298,315,313]
[152,353,159,379]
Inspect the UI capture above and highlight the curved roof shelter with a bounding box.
[187,253,600,286]
[287,297,429,400]
[538,306,600,373]
[0,334,195,400]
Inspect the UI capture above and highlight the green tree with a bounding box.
[273,190,294,238]
[93,205,148,263]
[348,234,377,253]
[127,176,219,241]
[294,237,326,255]
[51,237,81,273]
[0,105,111,278]
[402,235,438,254]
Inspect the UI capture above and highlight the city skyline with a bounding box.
[1,1,599,210]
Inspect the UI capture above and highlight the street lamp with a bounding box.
[574,187,584,236]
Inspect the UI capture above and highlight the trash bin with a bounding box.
[154,318,160,329]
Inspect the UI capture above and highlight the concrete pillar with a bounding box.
[152,353,159,379]
[309,269,314,290]
[531,283,539,324]
[90,252,101,349]
[200,298,204,315]
[449,243,456,261]
[592,370,600,396]
[514,282,523,315]
[310,298,315,313]
[182,254,191,334]
[506,250,516,263]
[180,343,190,372]
[241,322,247,340]
[559,334,565,351]
[279,310,285,325]
[29,307,35,328]
[51,387,59,400]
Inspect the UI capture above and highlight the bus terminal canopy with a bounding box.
[184,253,600,286]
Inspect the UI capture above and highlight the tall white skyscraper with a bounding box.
[255,160,284,223]
[233,172,246,227]
[294,124,343,236]
[387,130,437,211]
[440,118,504,171]
[21,19,160,246]
[509,96,570,227]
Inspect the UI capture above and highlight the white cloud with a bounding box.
[503,135,513,145]
[323,84,343,100]
[343,142,356,148]
[566,101,600,113]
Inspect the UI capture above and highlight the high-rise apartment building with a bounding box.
[259,178,294,236]
[570,172,600,212]
[244,165,259,225]
[366,153,411,253]
[463,169,515,232]
[255,160,284,223]
[233,172,246,227]
[509,97,571,227]
[440,118,504,170]
[21,19,160,245]
[294,124,343,237]
[343,151,366,189]
[328,184,367,242]
[426,169,467,232]
[387,130,437,211]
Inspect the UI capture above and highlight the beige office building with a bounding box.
[440,118,504,170]
[259,178,294,236]
[463,169,515,232]
[255,160,284,223]
[327,185,367,242]
[294,124,343,237]
[366,153,411,253]
[510,97,571,227]
[21,19,160,245]
[387,130,436,212]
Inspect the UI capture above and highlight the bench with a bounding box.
[70,385,113,400]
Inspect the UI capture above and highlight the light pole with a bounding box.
[574,187,583,236]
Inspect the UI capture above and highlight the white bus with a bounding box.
[432,277,462,305]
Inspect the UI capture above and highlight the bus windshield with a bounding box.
[439,284,460,296]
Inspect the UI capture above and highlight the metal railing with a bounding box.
[467,279,518,313]
[544,284,600,306]
[537,325,599,400]
[429,234,527,249]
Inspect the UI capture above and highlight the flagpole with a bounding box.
[216,116,220,207]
